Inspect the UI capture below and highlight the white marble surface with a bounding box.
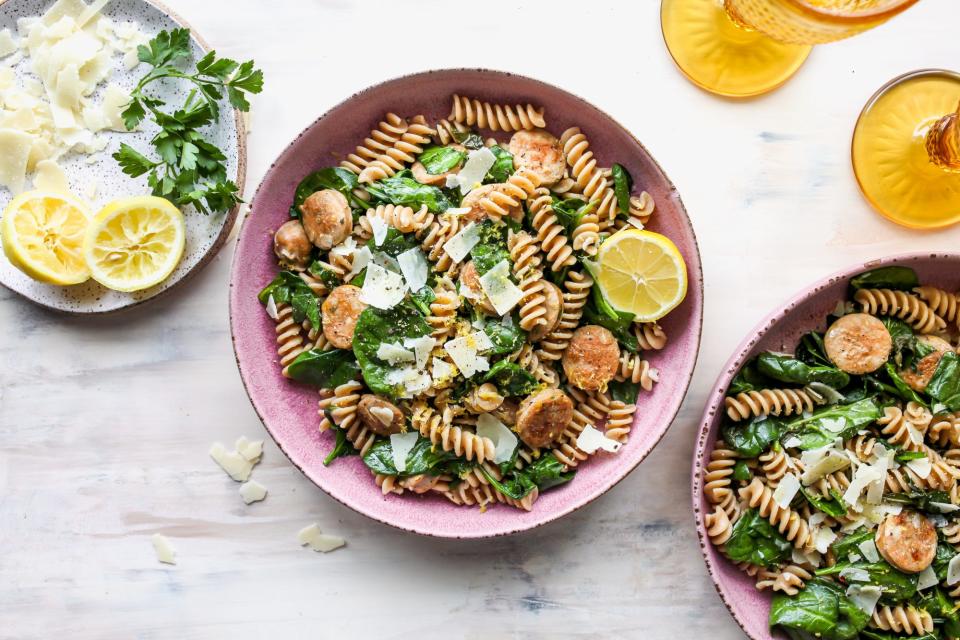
[3,0,960,637]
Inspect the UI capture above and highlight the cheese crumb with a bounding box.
[360,263,407,310]
[397,247,429,293]
[209,437,263,481]
[151,533,176,565]
[442,222,480,264]
[576,425,622,454]
[239,479,268,504]
[298,523,346,553]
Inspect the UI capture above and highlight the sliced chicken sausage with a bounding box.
[824,313,892,375]
[875,510,937,574]
[300,189,352,250]
[357,395,405,436]
[516,388,574,449]
[321,284,367,349]
[563,325,620,391]
[509,129,565,186]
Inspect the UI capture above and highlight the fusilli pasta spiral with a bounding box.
[854,288,946,334]
[340,113,408,175]
[615,353,658,390]
[411,401,496,463]
[870,606,934,635]
[739,477,815,550]
[359,115,435,183]
[725,388,825,422]
[449,94,546,131]
[527,188,576,271]
[914,285,959,323]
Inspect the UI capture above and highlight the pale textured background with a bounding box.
[3,0,960,638]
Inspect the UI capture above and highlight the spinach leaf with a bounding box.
[830,528,874,562]
[469,220,511,276]
[409,285,436,316]
[582,287,639,353]
[484,145,515,183]
[368,227,418,258]
[418,145,466,175]
[290,167,364,217]
[885,489,953,514]
[723,508,792,567]
[551,197,596,235]
[324,422,358,466]
[933,538,959,582]
[365,170,454,213]
[362,436,456,476]
[927,351,960,412]
[783,398,881,450]
[797,332,832,367]
[721,416,783,458]
[450,129,484,149]
[478,464,536,500]
[916,586,960,639]
[732,460,752,482]
[861,631,936,640]
[258,271,321,327]
[757,352,850,389]
[352,303,432,397]
[481,316,527,355]
[882,317,931,371]
[481,361,539,397]
[608,379,641,405]
[308,261,342,289]
[769,578,869,640]
[610,163,633,215]
[884,363,928,406]
[728,360,779,394]
[286,349,359,388]
[850,266,919,292]
[799,486,847,519]
[895,450,927,463]
[817,560,918,602]
[478,452,576,499]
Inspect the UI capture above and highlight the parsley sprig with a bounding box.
[113,29,263,214]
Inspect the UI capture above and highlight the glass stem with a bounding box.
[926,104,960,172]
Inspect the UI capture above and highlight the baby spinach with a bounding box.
[757,353,850,389]
[365,170,454,213]
[286,349,359,389]
[769,578,869,640]
[352,303,432,397]
[916,587,960,639]
[933,538,959,582]
[850,266,919,292]
[886,489,952,514]
[409,285,436,316]
[418,145,465,175]
[884,317,935,370]
[481,315,527,355]
[728,360,779,394]
[369,227,418,258]
[469,220,511,275]
[610,163,633,216]
[721,415,783,458]
[481,361,539,397]
[608,379,641,405]
[817,560,917,602]
[830,528,873,562]
[551,197,596,235]
[723,508,792,567]
[308,261,342,289]
[289,167,365,217]
[479,452,575,499]
[783,398,882,450]
[484,145,515,183]
[798,331,832,367]
[927,352,960,412]
[884,363,928,406]
[732,460,752,482]
[582,287,639,353]
[324,422,358,466]
[362,436,456,476]
[258,271,320,327]
[895,450,927,463]
[799,486,847,519]
[450,128,484,150]
[862,630,936,640]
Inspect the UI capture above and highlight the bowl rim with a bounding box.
[691,251,960,639]
[229,67,704,538]
[0,0,247,316]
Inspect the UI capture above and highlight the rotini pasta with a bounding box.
[449,94,546,131]
[615,353,658,390]
[725,387,825,422]
[870,606,934,635]
[854,288,946,334]
[358,115,435,183]
[527,188,576,272]
[914,285,959,324]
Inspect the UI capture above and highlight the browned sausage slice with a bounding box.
[824,313,892,375]
[900,335,952,392]
[300,189,352,250]
[357,395,404,436]
[875,510,937,574]
[509,129,565,186]
[516,388,574,448]
[321,285,367,349]
[563,325,620,391]
[273,219,312,270]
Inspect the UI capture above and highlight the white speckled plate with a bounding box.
[0,0,246,314]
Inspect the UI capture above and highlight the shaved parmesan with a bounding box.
[239,479,268,504]
[443,334,489,378]
[209,439,262,482]
[237,437,264,462]
[576,425,622,454]
[403,335,436,370]
[846,584,882,616]
[265,294,279,321]
[848,553,862,563]
[368,215,388,246]
[442,221,479,264]
[397,247,428,293]
[151,533,176,565]
[907,424,924,446]
[346,246,371,279]
[478,260,524,316]
[0,68,13,91]
[930,502,960,514]
[858,539,880,563]
[839,567,870,582]
[360,263,407,310]
[389,432,419,473]
[800,449,850,485]
[792,547,822,566]
[0,128,33,194]
[448,147,496,194]
[32,158,68,192]
[0,29,17,58]
[948,554,960,586]
[99,83,131,131]
[431,356,456,384]
[384,366,432,398]
[298,523,345,553]
[376,342,415,365]
[906,456,932,480]
[476,414,517,464]
[773,472,800,508]
[918,566,939,591]
[368,406,394,427]
[820,417,847,434]
[843,463,883,507]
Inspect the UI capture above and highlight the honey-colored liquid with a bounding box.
[726,0,916,44]
[852,70,960,229]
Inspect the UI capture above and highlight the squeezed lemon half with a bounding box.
[594,229,687,322]
[2,190,92,285]
[82,195,185,292]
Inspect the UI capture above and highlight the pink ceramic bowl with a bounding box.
[230,69,703,538]
[693,252,960,638]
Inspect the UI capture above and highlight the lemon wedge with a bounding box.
[83,196,186,292]
[594,229,687,322]
[2,190,92,285]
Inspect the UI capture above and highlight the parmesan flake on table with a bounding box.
[151,533,176,565]
[239,479,268,504]
[209,437,264,482]
[298,523,346,553]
